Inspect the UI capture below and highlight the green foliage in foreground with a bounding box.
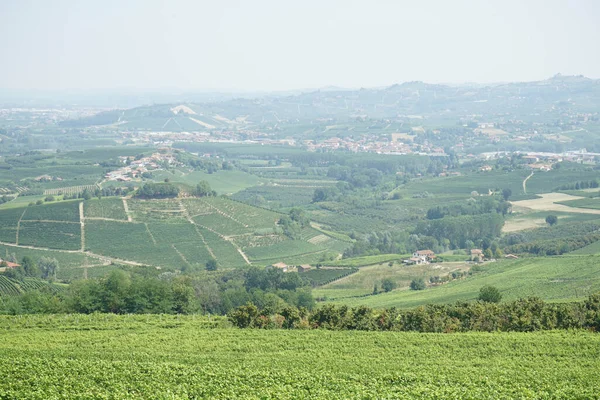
[0,315,599,399]
[229,294,600,333]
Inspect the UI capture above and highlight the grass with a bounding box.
[0,315,599,398]
[329,255,600,309]
[154,169,263,195]
[314,261,470,300]
[556,197,600,210]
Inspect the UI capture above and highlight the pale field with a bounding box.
[189,117,215,129]
[479,128,509,136]
[170,105,197,115]
[391,133,414,142]
[511,193,600,215]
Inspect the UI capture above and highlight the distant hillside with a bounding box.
[60,75,600,130]
[0,197,350,277]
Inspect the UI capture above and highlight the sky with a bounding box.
[0,0,599,92]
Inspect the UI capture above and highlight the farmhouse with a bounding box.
[407,250,435,264]
[403,257,427,265]
[268,262,289,272]
[470,249,483,262]
[296,264,312,273]
[0,259,20,269]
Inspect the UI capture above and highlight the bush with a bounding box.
[478,285,502,303]
[410,279,426,291]
[381,278,397,292]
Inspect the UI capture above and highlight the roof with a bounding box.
[471,249,483,255]
[271,262,287,269]
[0,259,20,268]
[415,250,435,255]
[298,264,312,269]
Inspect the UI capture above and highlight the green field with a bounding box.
[83,198,128,220]
[556,197,600,210]
[320,255,600,309]
[0,315,598,399]
[153,169,263,195]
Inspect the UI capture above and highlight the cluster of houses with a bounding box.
[302,136,446,156]
[105,152,178,182]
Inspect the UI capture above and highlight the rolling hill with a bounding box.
[0,196,350,279]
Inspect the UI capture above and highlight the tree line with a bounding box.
[0,266,315,316]
[228,294,600,333]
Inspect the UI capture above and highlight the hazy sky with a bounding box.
[1,0,598,91]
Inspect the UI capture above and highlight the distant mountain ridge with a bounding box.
[60,75,600,130]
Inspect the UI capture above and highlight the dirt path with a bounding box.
[122,198,133,222]
[178,200,217,259]
[15,208,27,245]
[84,217,131,223]
[171,244,191,267]
[522,172,534,194]
[79,202,85,252]
[0,240,144,266]
[195,222,251,265]
[145,223,157,245]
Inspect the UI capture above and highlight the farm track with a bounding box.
[122,198,132,222]
[0,241,144,266]
[200,199,248,228]
[79,202,85,252]
[144,223,157,245]
[523,172,534,194]
[194,222,251,265]
[20,219,80,224]
[83,217,131,223]
[178,200,217,260]
[171,244,191,267]
[15,209,26,246]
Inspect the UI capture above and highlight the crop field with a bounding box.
[404,170,530,196]
[330,255,600,309]
[556,197,600,210]
[18,221,81,250]
[511,193,600,215]
[1,316,599,399]
[83,198,128,220]
[0,197,350,270]
[84,220,186,268]
[196,227,248,267]
[44,185,97,196]
[153,169,263,195]
[0,208,24,243]
[244,240,323,262]
[21,201,81,222]
[314,261,470,301]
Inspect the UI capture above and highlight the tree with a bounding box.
[38,257,59,280]
[195,180,213,197]
[410,278,426,291]
[205,258,218,271]
[478,285,502,303]
[546,215,558,226]
[484,248,493,260]
[501,188,512,201]
[381,279,397,292]
[373,283,379,294]
[21,256,39,277]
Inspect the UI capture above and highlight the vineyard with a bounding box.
[0,196,349,269]
[44,184,97,196]
[0,315,598,398]
[0,276,63,296]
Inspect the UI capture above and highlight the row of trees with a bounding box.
[0,267,315,316]
[228,294,600,333]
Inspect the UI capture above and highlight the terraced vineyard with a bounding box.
[0,196,350,270]
[1,315,598,399]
